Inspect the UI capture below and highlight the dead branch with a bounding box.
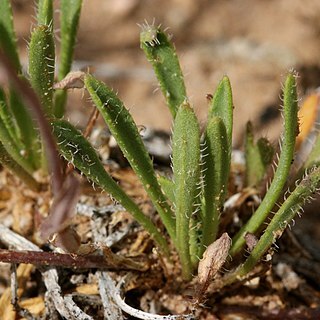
[0,224,94,319]
[0,248,148,271]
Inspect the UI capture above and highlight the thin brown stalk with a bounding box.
[0,249,149,271]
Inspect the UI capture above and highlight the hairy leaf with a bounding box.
[84,74,175,241]
[140,24,187,118]
[53,119,170,255]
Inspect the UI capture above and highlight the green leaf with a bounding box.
[157,174,175,204]
[221,166,320,288]
[37,0,53,28]
[0,0,21,72]
[29,25,55,115]
[0,141,40,191]
[208,76,233,145]
[54,0,83,117]
[172,102,201,280]
[58,0,82,80]
[230,72,299,256]
[52,119,170,256]
[245,121,274,187]
[84,74,176,241]
[0,112,33,174]
[9,88,41,169]
[0,87,21,149]
[198,76,233,256]
[200,116,230,253]
[140,24,187,118]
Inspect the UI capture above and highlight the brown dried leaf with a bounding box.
[49,226,81,253]
[53,71,85,89]
[244,232,258,252]
[198,232,231,285]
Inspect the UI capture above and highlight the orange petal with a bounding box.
[296,92,320,150]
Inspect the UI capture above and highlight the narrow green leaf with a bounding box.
[0,114,33,174]
[37,0,53,28]
[230,72,299,256]
[0,87,21,149]
[221,166,320,288]
[84,74,176,241]
[58,0,82,80]
[157,174,175,204]
[0,0,21,72]
[9,89,40,169]
[0,141,40,191]
[54,0,83,118]
[172,102,201,280]
[52,119,170,256]
[29,25,55,115]
[245,121,274,187]
[157,174,201,267]
[200,116,229,253]
[140,24,187,118]
[208,76,233,144]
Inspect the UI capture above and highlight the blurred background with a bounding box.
[11,0,320,146]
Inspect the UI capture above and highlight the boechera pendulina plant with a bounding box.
[54,23,320,287]
[1,0,320,292]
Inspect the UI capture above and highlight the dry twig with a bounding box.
[0,249,148,271]
[97,272,123,320]
[0,224,93,319]
[109,275,195,320]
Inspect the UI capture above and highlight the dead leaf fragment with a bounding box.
[198,232,232,285]
[53,71,86,89]
[244,232,258,252]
